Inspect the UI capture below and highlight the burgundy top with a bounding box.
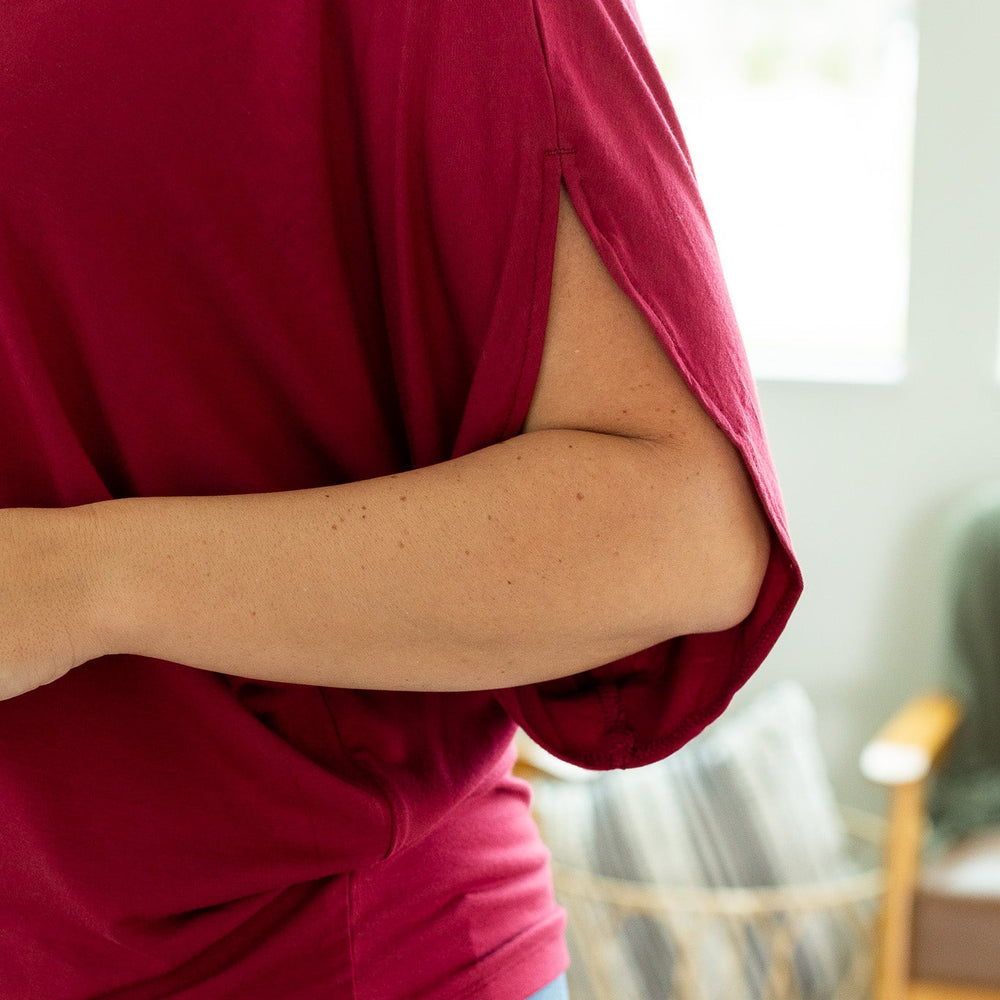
[0,0,801,997]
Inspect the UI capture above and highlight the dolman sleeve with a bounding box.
[365,0,803,769]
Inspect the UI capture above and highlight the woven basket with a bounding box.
[552,807,884,1000]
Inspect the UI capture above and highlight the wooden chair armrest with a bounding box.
[861,692,964,787]
[864,693,963,1000]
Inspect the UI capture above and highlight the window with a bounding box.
[635,0,918,382]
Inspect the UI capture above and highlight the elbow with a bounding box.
[707,518,771,633]
[698,487,772,635]
[662,435,772,636]
[628,430,774,641]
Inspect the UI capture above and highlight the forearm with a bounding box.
[84,427,769,692]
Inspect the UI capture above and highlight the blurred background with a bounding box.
[632,0,1000,811]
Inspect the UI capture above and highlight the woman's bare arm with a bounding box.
[0,189,769,698]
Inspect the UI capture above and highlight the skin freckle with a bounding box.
[576,492,584,500]
[398,541,405,548]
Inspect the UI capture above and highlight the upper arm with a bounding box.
[523,184,771,626]
[525,185,739,454]
[524,186,727,451]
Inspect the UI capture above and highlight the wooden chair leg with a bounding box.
[874,780,927,1000]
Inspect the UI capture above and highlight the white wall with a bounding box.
[733,0,1000,811]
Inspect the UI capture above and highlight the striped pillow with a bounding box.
[530,682,857,999]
